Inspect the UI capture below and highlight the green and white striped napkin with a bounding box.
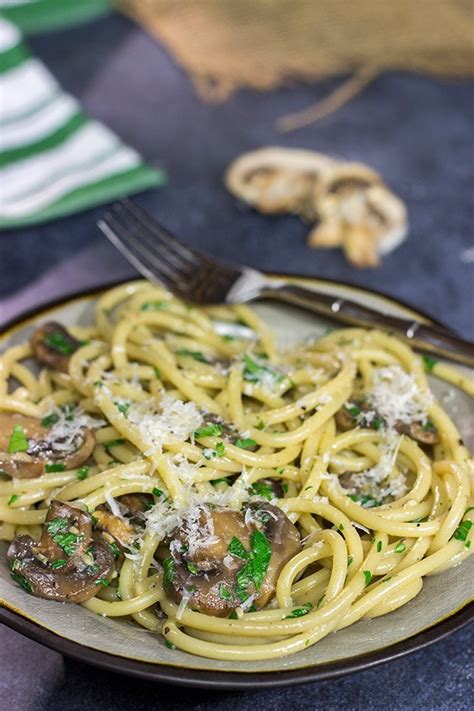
[0,17,166,229]
[0,0,111,35]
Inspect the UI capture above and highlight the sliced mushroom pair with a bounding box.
[7,500,115,602]
[335,401,439,445]
[164,502,301,617]
[0,412,94,479]
[225,147,407,268]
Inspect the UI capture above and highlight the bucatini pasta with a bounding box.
[0,280,472,661]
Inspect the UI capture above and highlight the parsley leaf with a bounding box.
[422,355,438,372]
[44,331,76,355]
[453,520,472,542]
[194,423,222,439]
[45,462,66,473]
[7,494,19,506]
[7,426,29,454]
[175,349,211,363]
[51,559,67,569]
[363,570,373,586]
[46,517,68,535]
[235,438,257,450]
[249,530,272,590]
[227,537,249,560]
[41,412,59,428]
[219,584,232,601]
[242,355,283,385]
[249,480,275,500]
[163,558,175,588]
[53,532,80,557]
[76,466,89,480]
[394,540,406,554]
[285,602,312,619]
[141,301,167,311]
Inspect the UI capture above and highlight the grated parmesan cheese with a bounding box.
[367,366,432,431]
[127,395,203,452]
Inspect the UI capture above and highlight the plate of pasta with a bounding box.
[0,276,472,688]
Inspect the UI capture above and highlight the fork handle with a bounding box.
[264,283,474,368]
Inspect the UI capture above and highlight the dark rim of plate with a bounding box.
[0,275,472,689]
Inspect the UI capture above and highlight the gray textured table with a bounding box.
[0,12,472,711]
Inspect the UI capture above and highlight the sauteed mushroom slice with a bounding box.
[94,509,136,548]
[0,413,95,479]
[335,402,439,445]
[165,502,300,617]
[309,164,407,268]
[225,147,334,218]
[30,321,82,372]
[7,500,115,602]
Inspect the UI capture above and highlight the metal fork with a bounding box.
[98,199,474,367]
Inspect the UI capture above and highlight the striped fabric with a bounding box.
[0,18,166,229]
[0,0,111,35]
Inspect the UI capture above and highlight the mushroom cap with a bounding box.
[30,321,81,372]
[7,500,115,602]
[225,147,335,216]
[165,502,301,617]
[0,412,94,479]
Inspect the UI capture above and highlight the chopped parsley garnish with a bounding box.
[51,559,67,569]
[105,438,126,448]
[45,462,66,473]
[453,520,472,542]
[372,416,384,431]
[348,494,381,508]
[7,494,19,506]
[211,477,231,487]
[165,640,176,650]
[53,532,81,557]
[95,577,110,587]
[227,537,249,560]
[186,561,198,575]
[116,401,130,416]
[76,466,89,480]
[41,412,60,428]
[141,300,167,311]
[10,569,32,594]
[229,610,238,619]
[256,418,265,430]
[175,349,211,363]
[242,355,283,385]
[394,540,406,554]
[46,517,69,534]
[422,419,436,432]
[376,540,382,553]
[215,441,226,457]
[44,331,76,355]
[221,334,235,342]
[347,555,353,567]
[345,404,361,417]
[109,542,121,560]
[194,423,222,439]
[152,487,164,497]
[7,426,29,454]
[249,480,275,500]
[363,570,373,586]
[422,355,438,372]
[282,482,289,494]
[163,558,175,588]
[233,530,272,600]
[219,584,232,601]
[285,602,312,619]
[235,438,257,450]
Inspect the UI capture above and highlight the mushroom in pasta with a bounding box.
[7,500,115,602]
[335,402,439,445]
[0,412,95,479]
[30,321,82,372]
[163,502,301,617]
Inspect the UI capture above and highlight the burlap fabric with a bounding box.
[118,0,473,107]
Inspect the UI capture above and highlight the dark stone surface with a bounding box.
[0,11,472,711]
